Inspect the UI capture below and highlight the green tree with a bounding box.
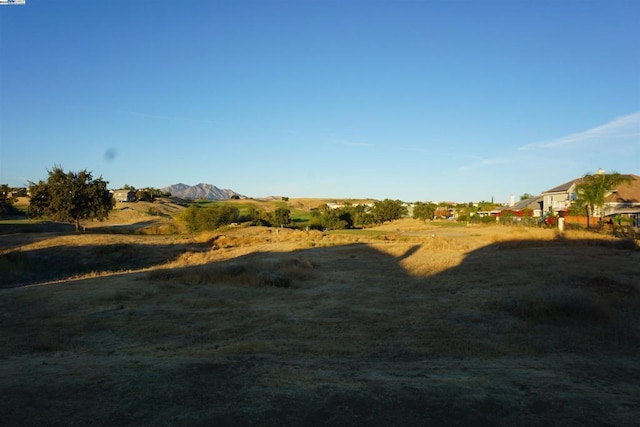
[271,207,291,227]
[27,166,114,230]
[574,171,632,229]
[136,189,153,202]
[322,208,351,230]
[179,204,240,232]
[520,193,535,201]
[371,199,407,224]
[0,184,18,218]
[413,202,437,221]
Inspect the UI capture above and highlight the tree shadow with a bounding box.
[0,240,210,289]
[0,222,77,250]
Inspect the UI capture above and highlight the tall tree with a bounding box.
[413,201,437,221]
[574,171,631,229]
[371,199,407,224]
[271,207,291,227]
[28,166,114,230]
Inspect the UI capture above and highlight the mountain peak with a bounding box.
[161,183,244,200]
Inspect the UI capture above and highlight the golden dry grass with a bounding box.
[1,221,639,426]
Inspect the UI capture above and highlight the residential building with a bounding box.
[542,171,640,226]
[113,189,136,203]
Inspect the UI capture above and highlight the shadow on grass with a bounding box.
[1,235,639,426]
[0,240,210,288]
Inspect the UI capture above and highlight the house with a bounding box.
[602,174,640,213]
[113,189,136,203]
[542,171,640,227]
[541,178,582,215]
[9,187,28,198]
[603,174,640,227]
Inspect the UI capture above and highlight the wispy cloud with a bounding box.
[520,112,640,151]
[118,110,214,124]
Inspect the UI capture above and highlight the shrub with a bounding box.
[178,204,239,232]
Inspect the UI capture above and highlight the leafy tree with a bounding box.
[271,207,291,227]
[413,202,437,221]
[574,171,632,229]
[27,166,114,230]
[242,207,270,226]
[477,200,498,211]
[0,184,19,218]
[349,204,375,227]
[136,189,152,202]
[322,208,352,230]
[520,193,535,200]
[371,199,407,224]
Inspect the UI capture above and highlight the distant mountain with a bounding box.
[161,183,244,200]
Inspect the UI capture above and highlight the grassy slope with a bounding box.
[1,222,639,426]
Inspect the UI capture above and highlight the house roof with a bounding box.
[512,196,543,210]
[543,178,582,194]
[604,174,640,204]
[497,196,542,212]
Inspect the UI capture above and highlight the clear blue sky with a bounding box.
[1,0,638,203]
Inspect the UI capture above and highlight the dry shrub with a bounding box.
[488,227,557,244]
[193,231,221,244]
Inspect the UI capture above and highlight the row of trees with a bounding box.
[307,200,408,230]
[178,205,295,232]
[14,166,634,233]
[177,199,412,233]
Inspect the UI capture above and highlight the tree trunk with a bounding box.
[75,218,81,231]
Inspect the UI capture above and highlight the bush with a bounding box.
[179,204,239,232]
[480,215,495,224]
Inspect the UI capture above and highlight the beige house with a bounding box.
[542,172,640,226]
[113,189,136,203]
[541,178,581,215]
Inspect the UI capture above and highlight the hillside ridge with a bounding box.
[161,183,244,200]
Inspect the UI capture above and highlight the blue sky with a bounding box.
[1,0,638,203]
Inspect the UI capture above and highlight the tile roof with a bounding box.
[605,174,640,204]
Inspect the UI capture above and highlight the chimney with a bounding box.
[509,195,515,207]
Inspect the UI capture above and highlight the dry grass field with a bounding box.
[1,218,639,426]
